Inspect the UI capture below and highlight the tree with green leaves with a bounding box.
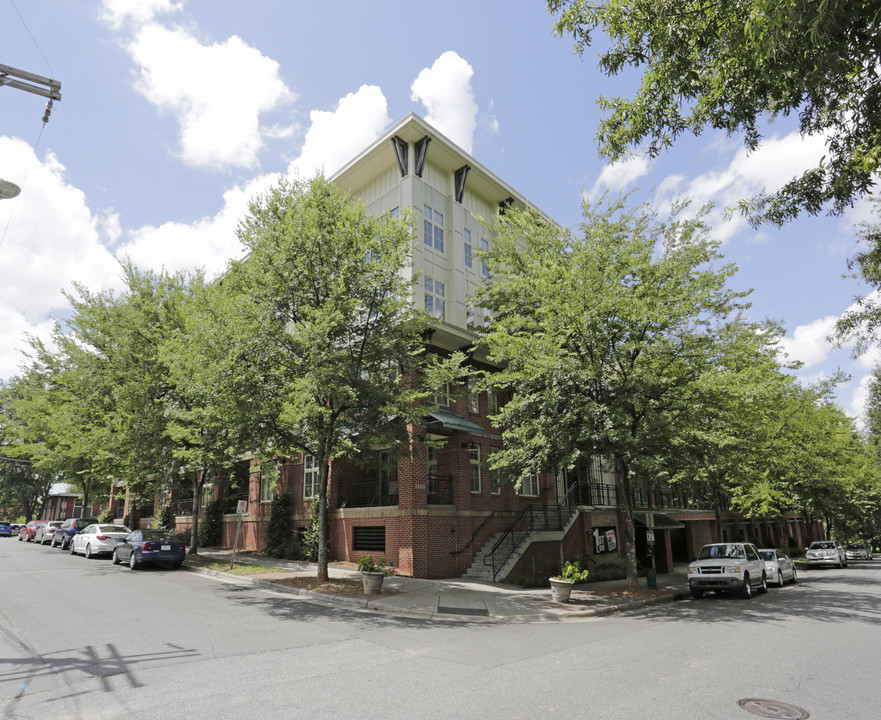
[476,196,748,585]
[225,174,440,581]
[547,0,881,225]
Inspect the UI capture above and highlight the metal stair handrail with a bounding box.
[449,509,501,558]
[484,497,580,582]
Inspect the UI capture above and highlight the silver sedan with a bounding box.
[70,524,131,558]
[759,548,798,586]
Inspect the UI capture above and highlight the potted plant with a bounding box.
[357,554,390,594]
[549,560,590,603]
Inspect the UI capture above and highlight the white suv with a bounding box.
[687,542,768,599]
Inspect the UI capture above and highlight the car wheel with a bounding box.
[759,573,768,594]
[129,552,138,570]
[741,574,753,599]
[69,540,77,555]
[791,567,798,584]
[690,587,703,599]
[172,562,182,570]
[112,549,121,565]
[85,544,92,559]
[17,533,22,541]
[776,571,784,587]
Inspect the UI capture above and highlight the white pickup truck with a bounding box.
[687,542,768,599]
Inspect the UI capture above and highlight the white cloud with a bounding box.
[123,23,294,170]
[654,131,828,243]
[288,86,390,179]
[0,137,123,382]
[116,173,279,278]
[589,155,652,198]
[411,51,478,154]
[100,0,182,30]
[777,315,839,367]
[849,372,874,427]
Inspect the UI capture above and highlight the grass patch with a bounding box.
[185,555,286,576]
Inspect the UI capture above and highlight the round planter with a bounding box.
[361,571,385,595]
[549,578,573,603]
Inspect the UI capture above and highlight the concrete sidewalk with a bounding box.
[190,550,691,622]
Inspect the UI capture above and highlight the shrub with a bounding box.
[357,555,389,574]
[96,509,114,524]
[588,558,627,582]
[198,500,223,547]
[264,493,301,559]
[300,496,321,562]
[553,560,590,583]
[157,502,176,531]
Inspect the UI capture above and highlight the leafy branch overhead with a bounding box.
[547,0,881,225]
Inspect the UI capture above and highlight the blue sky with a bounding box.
[0,0,877,421]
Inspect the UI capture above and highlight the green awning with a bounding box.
[425,410,486,436]
[633,512,685,530]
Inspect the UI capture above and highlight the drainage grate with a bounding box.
[437,606,489,616]
[738,699,810,719]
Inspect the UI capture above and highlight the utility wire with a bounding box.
[7,0,56,80]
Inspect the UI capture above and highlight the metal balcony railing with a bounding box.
[337,477,399,508]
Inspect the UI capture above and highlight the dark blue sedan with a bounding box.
[112,529,186,570]
[0,521,12,537]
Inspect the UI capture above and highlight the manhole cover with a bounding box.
[738,699,810,719]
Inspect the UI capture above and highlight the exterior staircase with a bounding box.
[463,503,581,582]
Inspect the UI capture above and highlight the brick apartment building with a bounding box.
[119,114,821,580]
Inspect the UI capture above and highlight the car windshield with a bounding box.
[810,542,835,549]
[847,543,864,550]
[698,544,745,560]
[97,525,123,533]
[75,520,93,529]
[759,550,777,561]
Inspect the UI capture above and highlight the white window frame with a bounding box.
[487,390,499,416]
[260,460,278,503]
[470,445,481,494]
[304,455,320,499]
[519,474,539,497]
[424,276,445,321]
[424,204,444,253]
[464,228,473,268]
[431,382,451,408]
[480,237,490,277]
[467,377,479,414]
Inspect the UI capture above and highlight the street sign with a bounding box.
[646,530,655,544]
[236,500,247,515]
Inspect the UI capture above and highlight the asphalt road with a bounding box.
[2,538,879,720]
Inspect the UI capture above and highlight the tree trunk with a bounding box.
[712,484,723,542]
[615,454,639,587]
[189,469,207,554]
[316,449,330,581]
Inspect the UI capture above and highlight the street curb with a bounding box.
[181,564,689,622]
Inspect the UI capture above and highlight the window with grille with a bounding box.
[467,376,479,414]
[470,445,481,493]
[353,526,386,552]
[260,460,277,503]
[304,455,319,498]
[423,204,444,252]
[480,237,490,276]
[424,276,445,320]
[518,474,539,497]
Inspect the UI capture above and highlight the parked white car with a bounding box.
[70,524,131,559]
[687,542,768,599]
[758,548,798,586]
[845,543,873,561]
[805,540,847,568]
[34,520,63,545]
